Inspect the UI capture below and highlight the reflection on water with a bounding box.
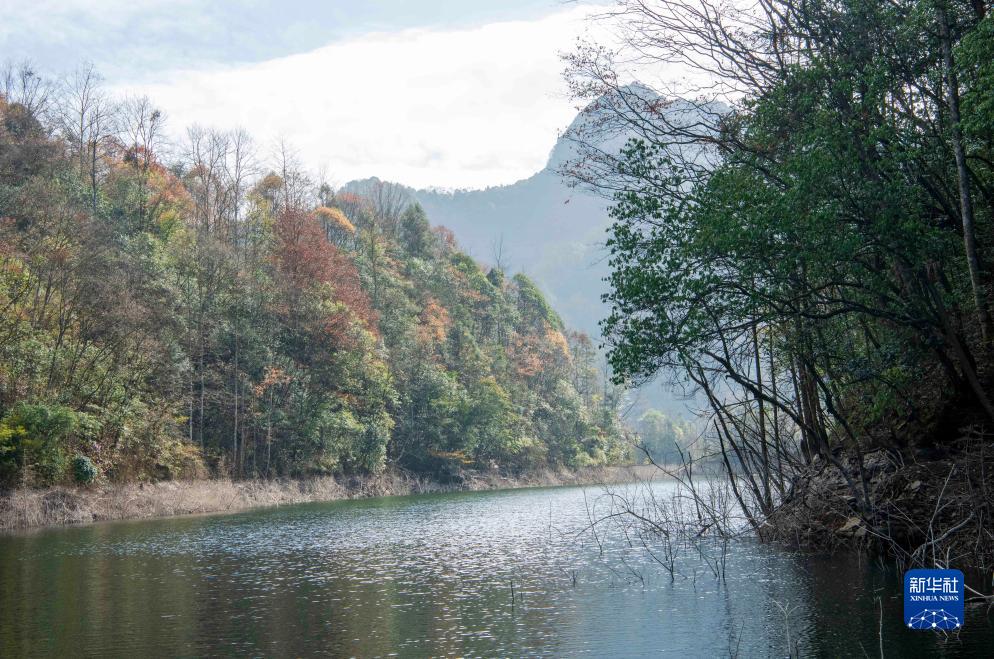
[0,482,991,657]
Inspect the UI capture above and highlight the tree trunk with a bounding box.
[90,139,98,214]
[938,1,992,343]
[233,332,239,477]
[752,322,772,511]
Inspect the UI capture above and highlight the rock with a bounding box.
[838,516,863,535]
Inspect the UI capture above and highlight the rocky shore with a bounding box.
[766,434,994,571]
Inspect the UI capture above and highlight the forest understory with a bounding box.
[753,348,994,572]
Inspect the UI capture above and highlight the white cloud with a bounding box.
[116,5,609,190]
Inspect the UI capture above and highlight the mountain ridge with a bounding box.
[343,87,711,417]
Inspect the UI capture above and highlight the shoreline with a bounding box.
[766,445,994,570]
[0,464,662,533]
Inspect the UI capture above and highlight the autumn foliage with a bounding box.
[0,72,626,487]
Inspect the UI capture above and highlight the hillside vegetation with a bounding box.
[0,69,626,489]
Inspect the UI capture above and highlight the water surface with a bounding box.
[1,481,991,656]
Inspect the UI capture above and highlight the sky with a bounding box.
[5,0,615,190]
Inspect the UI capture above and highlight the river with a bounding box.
[0,480,991,657]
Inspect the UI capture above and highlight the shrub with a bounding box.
[0,402,77,487]
[155,440,208,480]
[71,454,99,484]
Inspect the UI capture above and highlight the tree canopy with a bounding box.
[564,0,994,524]
[0,66,627,487]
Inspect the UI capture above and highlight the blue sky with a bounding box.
[5,1,573,82]
[5,1,621,189]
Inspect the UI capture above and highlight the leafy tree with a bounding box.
[564,0,994,524]
[399,203,432,256]
[634,410,695,465]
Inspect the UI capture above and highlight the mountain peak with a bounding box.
[545,83,721,172]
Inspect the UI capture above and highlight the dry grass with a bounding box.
[0,464,660,532]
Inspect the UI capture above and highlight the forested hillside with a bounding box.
[346,168,611,342]
[342,97,700,419]
[0,67,626,488]
[343,92,672,359]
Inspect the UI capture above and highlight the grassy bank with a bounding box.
[0,465,660,532]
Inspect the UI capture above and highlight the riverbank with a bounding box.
[0,464,660,532]
[766,434,994,570]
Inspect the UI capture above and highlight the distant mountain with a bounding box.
[427,172,610,333]
[344,88,719,417]
[343,167,610,338]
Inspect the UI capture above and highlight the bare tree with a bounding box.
[57,63,113,213]
[116,95,164,230]
[490,234,509,273]
[0,60,53,118]
[274,139,314,215]
[184,125,232,235]
[355,178,411,235]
